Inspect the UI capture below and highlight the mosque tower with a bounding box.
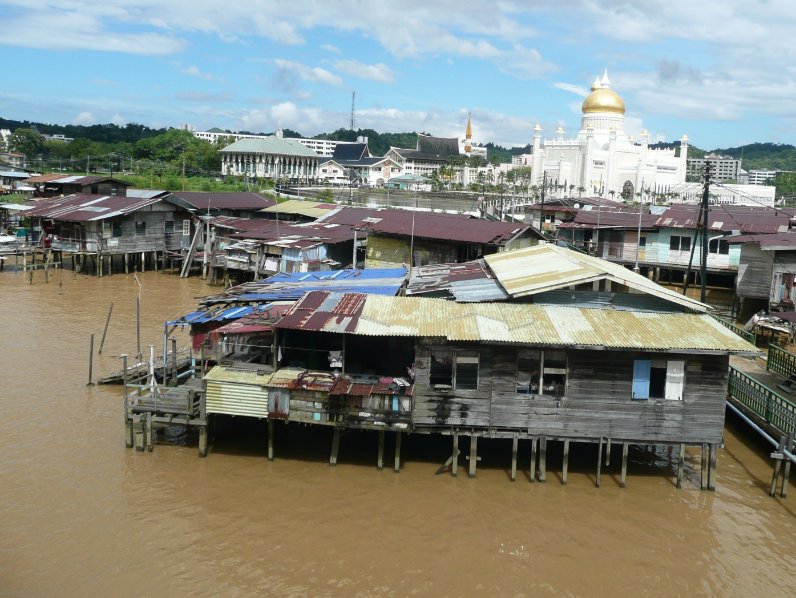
[464,113,473,154]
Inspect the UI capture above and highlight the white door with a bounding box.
[665,360,685,401]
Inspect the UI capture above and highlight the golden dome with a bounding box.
[581,87,625,115]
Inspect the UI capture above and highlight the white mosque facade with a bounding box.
[531,71,688,200]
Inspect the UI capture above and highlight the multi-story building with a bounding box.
[687,153,742,182]
[746,169,781,186]
[192,128,358,157]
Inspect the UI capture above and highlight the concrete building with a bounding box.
[193,128,357,157]
[220,132,320,182]
[531,70,688,200]
[687,153,743,182]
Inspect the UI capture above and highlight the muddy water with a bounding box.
[1,268,794,597]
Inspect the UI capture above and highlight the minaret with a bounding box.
[464,113,473,154]
[679,134,689,179]
[532,124,543,185]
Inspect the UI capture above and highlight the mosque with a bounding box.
[531,71,689,199]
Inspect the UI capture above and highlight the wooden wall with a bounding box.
[737,243,774,299]
[412,340,728,444]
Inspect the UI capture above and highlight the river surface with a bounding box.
[1,268,794,597]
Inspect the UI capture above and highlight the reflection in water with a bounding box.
[1,268,794,596]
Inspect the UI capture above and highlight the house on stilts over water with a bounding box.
[126,244,756,490]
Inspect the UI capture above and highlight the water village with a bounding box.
[2,108,795,497]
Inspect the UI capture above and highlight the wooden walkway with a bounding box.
[729,353,796,439]
[98,346,193,384]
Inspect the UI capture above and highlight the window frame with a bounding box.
[516,349,567,398]
[632,358,685,401]
[429,349,481,391]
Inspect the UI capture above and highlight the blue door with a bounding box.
[632,359,651,399]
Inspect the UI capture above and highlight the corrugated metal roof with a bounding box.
[484,243,709,312]
[261,199,337,218]
[220,136,319,158]
[319,205,536,244]
[406,259,509,302]
[169,191,275,210]
[277,291,754,353]
[276,291,365,333]
[204,365,274,385]
[656,204,789,233]
[727,232,796,249]
[25,193,168,222]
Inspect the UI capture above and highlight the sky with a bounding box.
[1,0,796,150]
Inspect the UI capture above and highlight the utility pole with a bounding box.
[634,179,644,272]
[539,171,546,234]
[700,161,711,303]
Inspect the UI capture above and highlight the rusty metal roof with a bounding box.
[726,232,796,249]
[319,206,536,245]
[655,204,789,234]
[406,259,508,302]
[261,199,338,219]
[169,191,275,211]
[25,193,169,222]
[276,291,753,353]
[558,210,659,229]
[484,243,709,312]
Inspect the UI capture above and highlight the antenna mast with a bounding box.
[350,91,356,131]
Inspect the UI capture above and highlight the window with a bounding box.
[102,221,111,237]
[632,359,685,400]
[182,219,191,236]
[709,238,730,255]
[135,221,146,235]
[669,235,691,252]
[164,220,175,235]
[429,349,480,390]
[517,349,567,397]
[112,222,122,237]
[638,235,647,247]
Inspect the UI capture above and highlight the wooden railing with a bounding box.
[713,315,756,344]
[728,366,796,436]
[766,343,796,379]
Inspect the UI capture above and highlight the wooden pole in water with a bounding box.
[171,338,177,385]
[596,438,603,488]
[468,435,478,478]
[562,439,570,484]
[452,432,459,477]
[621,442,629,488]
[676,443,686,489]
[122,355,133,448]
[394,431,401,473]
[708,443,717,491]
[98,302,113,354]
[377,429,385,470]
[87,333,95,386]
[134,274,142,360]
[539,436,547,482]
[530,437,537,482]
[267,420,274,461]
[510,433,518,482]
[330,427,340,465]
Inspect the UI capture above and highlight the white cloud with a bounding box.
[321,44,341,54]
[333,60,395,84]
[72,111,97,125]
[183,65,220,81]
[110,113,127,126]
[553,82,589,97]
[274,59,342,86]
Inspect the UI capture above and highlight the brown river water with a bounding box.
[1,268,795,597]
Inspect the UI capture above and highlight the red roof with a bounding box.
[558,210,658,229]
[656,204,789,234]
[320,206,534,245]
[25,193,168,222]
[170,191,275,210]
[276,291,365,333]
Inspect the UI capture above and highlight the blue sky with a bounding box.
[1,0,795,150]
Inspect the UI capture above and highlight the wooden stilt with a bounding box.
[701,443,709,490]
[452,432,459,477]
[596,437,603,488]
[708,443,717,491]
[562,439,570,485]
[677,443,685,489]
[510,434,518,482]
[141,251,145,273]
[782,433,794,498]
[539,437,547,482]
[134,415,144,451]
[377,429,385,470]
[145,412,153,452]
[530,437,537,482]
[198,425,208,457]
[620,442,629,488]
[267,420,274,461]
[468,435,478,478]
[605,438,611,466]
[330,427,340,465]
[124,253,129,274]
[394,432,401,473]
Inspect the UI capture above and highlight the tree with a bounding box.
[8,128,44,160]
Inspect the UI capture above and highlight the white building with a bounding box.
[219,131,320,182]
[747,169,781,186]
[193,128,357,157]
[531,70,688,200]
[687,153,743,181]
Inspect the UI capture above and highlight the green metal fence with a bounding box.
[712,315,756,344]
[728,366,796,436]
[766,343,796,379]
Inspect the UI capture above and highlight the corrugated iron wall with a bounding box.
[206,381,269,418]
